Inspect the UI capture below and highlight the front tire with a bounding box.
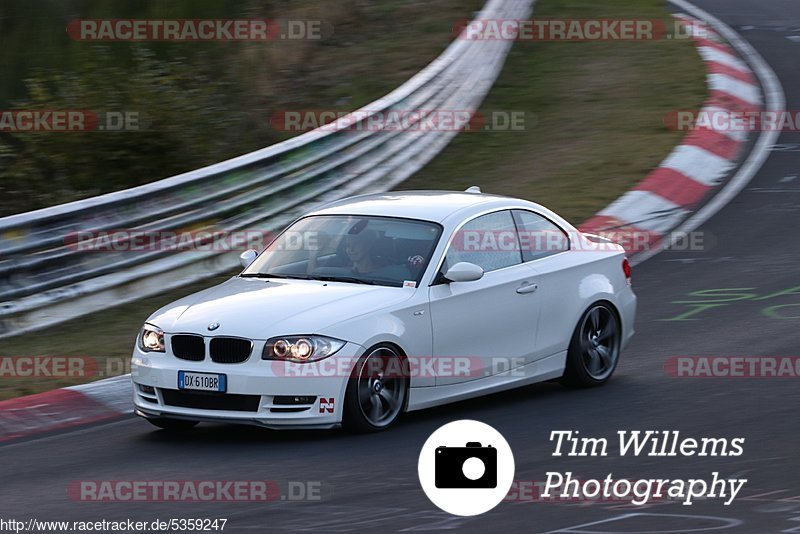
[561,302,621,387]
[146,417,199,431]
[343,344,408,432]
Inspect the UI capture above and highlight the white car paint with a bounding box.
[132,190,636,429]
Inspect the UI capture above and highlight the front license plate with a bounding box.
[178,371,226,393]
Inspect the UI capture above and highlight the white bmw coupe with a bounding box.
[132,189,636,432]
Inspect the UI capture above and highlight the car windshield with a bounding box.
[242,215,442,288]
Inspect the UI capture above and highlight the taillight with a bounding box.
[622,258,632,285]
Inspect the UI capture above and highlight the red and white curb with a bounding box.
[0,375,131,442]
[580,13,762,253]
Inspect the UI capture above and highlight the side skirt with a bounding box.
[405,351,567,412]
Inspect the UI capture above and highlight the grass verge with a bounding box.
[405,0,707,223]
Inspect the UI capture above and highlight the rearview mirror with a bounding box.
[443,262,484,283]
[239,249,258,269]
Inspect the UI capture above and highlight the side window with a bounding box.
[513,210,569,262]
[443,210,522,273]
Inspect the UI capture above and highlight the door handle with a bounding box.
[516,282,538,294]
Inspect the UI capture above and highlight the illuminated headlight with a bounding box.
[262,335,345,363]
[138,323,165,353]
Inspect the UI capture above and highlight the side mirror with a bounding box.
[239,249,258,269]
[443,261,484,283]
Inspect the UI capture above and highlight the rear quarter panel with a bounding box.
[529,244,635,360]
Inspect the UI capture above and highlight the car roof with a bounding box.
[309,190,536,223]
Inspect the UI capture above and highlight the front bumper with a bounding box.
[131,340,364,428]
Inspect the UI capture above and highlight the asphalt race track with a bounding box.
[2,1,799,532]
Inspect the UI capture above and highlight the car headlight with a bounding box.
[138,323,165,353]
[262,335,345,363]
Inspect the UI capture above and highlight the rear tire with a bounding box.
[343,344,408,433]
[561,302,621,387]
[146,418,199,431]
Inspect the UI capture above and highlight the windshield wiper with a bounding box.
[311,275,379,285]
[242,273,388,286]
[240,273,311,280]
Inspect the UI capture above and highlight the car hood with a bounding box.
[147,276,414,339]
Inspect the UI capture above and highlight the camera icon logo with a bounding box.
[435,442,497,488]
[418,420,515,516]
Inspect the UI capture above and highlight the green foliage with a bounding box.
[0,46,265,214]
[0,0,473,217]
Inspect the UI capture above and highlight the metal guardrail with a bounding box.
[0,0,532,338]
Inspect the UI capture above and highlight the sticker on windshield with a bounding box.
[403,280,417,288]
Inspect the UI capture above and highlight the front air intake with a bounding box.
[161,390,260,412]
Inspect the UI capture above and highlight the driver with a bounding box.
[345,229,383,274]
